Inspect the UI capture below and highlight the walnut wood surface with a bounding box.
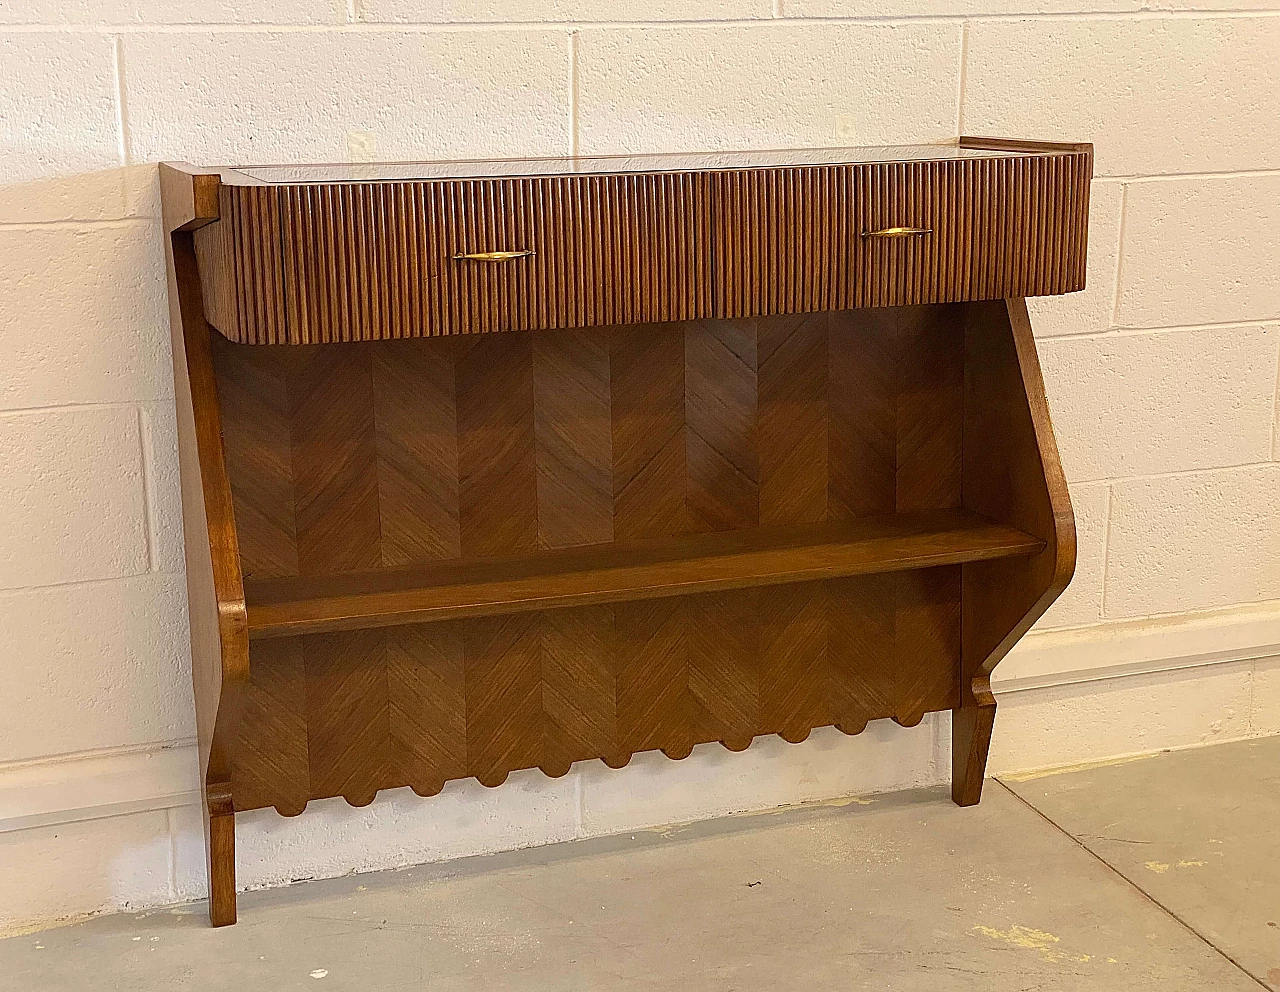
[192,143,1091,344]
[244,510,1041,638]
[209,304,995,813]
[161,139,1081,925]
[952,297,1075,805]
[714,151,1091,317]
[159,163,247,927]
[196,172,711,344]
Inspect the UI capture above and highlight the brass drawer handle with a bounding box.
[452,249,535,262]
[861,227,932,239]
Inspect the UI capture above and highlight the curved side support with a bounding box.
[160,164,249,926]
[954,298,1076,806]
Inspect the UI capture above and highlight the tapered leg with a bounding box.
[206,792,237,927]
[951,692,996,807]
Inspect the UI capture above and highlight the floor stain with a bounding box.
[970,924,1096,964]
[1144,860,1207,874]
[999,752,1159,784]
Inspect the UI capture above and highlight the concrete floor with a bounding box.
[3,736,1277,992]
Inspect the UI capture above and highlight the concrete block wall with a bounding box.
[2,1,1279,934]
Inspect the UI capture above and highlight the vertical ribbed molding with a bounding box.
[197,171,712,345]
[193,152,1088,342]
[711,152,1091,319]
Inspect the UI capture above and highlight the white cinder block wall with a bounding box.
[2,0,1278,934]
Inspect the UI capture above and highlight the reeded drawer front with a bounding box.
[712,153,1092,317]
[194,147,1092,344]
[197,172,712,345]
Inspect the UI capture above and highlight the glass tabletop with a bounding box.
[225,143,1050,185]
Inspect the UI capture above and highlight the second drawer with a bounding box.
[712,153,1091,318]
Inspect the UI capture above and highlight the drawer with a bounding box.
[712,152,1092,317]
[196,172,712,345]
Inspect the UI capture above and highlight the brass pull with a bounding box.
[452,249,535,262]
[861,227,932,239]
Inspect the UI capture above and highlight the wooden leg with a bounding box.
[206,791,237,927]
[951,694,996,807]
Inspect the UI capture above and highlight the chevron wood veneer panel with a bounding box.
[610,323,691,542]
[533,330,614,550]
[372,338,461,566]
[758,314,828,527]
[685,319,759,533]
[541,605,621,771]
[456,333,538,558]
[614,596,696,761]
[209,336,298,581]
[388,622,466,798]
[237,573,960,811]
[465,614,544,787]
[687,589,760,751]
[828,309,897,521]
[303,628,390,807]
[232,637,308,815]
[758,581,829,742]
[213,304,1019,813]
[828,306,964,520]
[289,347,382,574]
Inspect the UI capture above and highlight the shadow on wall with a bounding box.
[0,166,163,226]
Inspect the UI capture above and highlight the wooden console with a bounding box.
[159,137,1086,926]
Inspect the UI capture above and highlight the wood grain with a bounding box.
[953,298,1076,805]
[196,172,712,344]
[372,338,462,566]
[159,163,247,928]
[164,141,1085,925]
[244,509,1041,638]
[456,333,538,558]
[193,147,1090,344]
[714,152,1092,318]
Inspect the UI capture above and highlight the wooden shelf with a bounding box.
[244,509,1043,640]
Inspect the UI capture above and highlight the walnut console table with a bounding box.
[159,137,1086,926]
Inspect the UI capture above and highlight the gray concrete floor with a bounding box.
[3,736,1278,992]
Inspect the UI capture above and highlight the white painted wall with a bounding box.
[2,0,1279,935]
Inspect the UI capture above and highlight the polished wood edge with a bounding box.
[171,231,250,686]
[161,165,248,923]
[951,297,1076,806]
[243,511,1044,639]
[983,297,1077,671]
[959,135,1095,156]
[160,162,222,233]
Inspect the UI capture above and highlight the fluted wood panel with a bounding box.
[196,173,712,344]
[194,151,1090,345]
[713,152,1092,317]
[215,307,973,813]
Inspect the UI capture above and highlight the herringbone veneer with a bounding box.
[213,306,968,811]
